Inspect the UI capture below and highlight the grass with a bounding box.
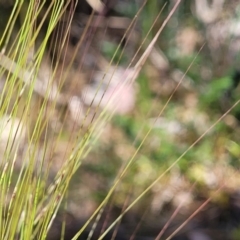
[0,0,240,239]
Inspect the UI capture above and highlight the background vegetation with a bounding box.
[0,0,240,239]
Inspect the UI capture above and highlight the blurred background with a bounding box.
[1,0,240,239]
